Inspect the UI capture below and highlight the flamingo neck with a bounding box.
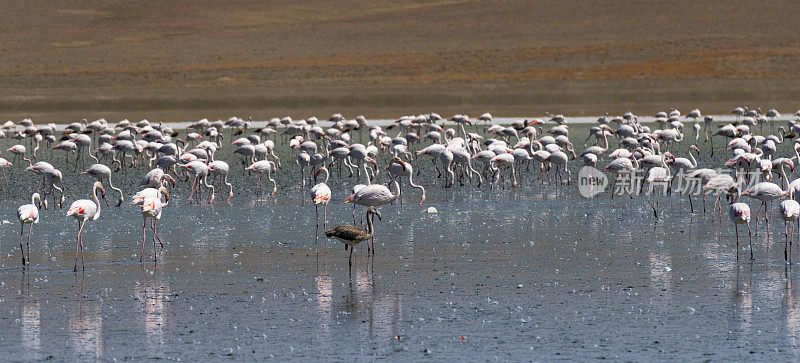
[364,163,372,185]
[366,211,375,237]
[391,177,401,201]
[321,167,329,184]
[781,163,790,192]
[92,185,102,218]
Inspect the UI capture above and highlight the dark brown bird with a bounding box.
[325,206,381,268]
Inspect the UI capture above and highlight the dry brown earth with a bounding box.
[2,0,800,121]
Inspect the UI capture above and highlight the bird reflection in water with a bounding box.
[69,276,105,359]
[135,269,170,358]
[314,266,333,351]
[328,267,404,347]
[731,263,753,339]
[784,267,800,359]
[19,275,42,360]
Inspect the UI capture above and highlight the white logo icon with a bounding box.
[578,166,608,198]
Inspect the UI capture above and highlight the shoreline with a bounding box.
[16,114,799,131]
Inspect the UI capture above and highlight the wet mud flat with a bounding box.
[1,124,800,360]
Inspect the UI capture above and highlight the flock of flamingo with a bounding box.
[3,107,800,271]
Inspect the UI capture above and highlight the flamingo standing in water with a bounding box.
[140,196,166,262]
[310,166,331,236]
[66,181,106,271]
[246,160,278,196]
[7,145,31,166]
[780,199,800,263]
[729,189,753,260]
[742,159,792,237]
[342,173,400,254]
[387,156,426,205]
[325,206,381,270]
[182,160,215,203]
[0,157,11,188]
[82,164,124,206]
[209,160,234,202]
[17,193,42,266]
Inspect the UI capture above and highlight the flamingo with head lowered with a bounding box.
[387,156,425,205]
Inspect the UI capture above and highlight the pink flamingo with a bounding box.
[140,196,166,262]
[246,160,277,196]
[310,166,331,235]
[342,174,400,254]
[17,193,42,266]
[66,181,106,271]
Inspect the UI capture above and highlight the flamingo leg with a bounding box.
[748,221,754,260]
[349,245,354,271]
[786,220,790,263]
[152,219,158,261]
[189,176,197,202]
[19,223,26,266]
[735,224,740,260]
[154,219,164,249]
[141,217,146,262]
[75,219,87,272]
[27,224,32,266]
[765,202,771,238]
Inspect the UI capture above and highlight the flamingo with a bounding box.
[346,157,377,224]
[82,164,124,206]
[182,160,215,203]
[141,168,176,188]
[0,157,11,188]
[7,145,31,166]
[387,156,426,205]
[780,199,800,263]
[342,172,400,254]
[743,160,792,237]
[728,188,753,260]
[325,206,381,270]
[140,196,166,262]
[66,181,106,271]
[209,160,234,202]
[490,153,517,189]
[132,183,170,205]
[246,160,277,196]
[310,166,331,235]
[17,193,42,266]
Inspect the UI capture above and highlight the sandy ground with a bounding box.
[1,1,800,121]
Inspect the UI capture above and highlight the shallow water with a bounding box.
[1,123,800,360]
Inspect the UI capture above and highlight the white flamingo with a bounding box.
[66,181,106,271]
[140,196,166,262]
[387,156,426,205]
[82,164,124,206]
[246,160,278,196]
[780,199,800,263]
[209,160,234,202]
[310,166,332,235]
[17,193,42,266]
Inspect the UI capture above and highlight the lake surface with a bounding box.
[1,122,799,360]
